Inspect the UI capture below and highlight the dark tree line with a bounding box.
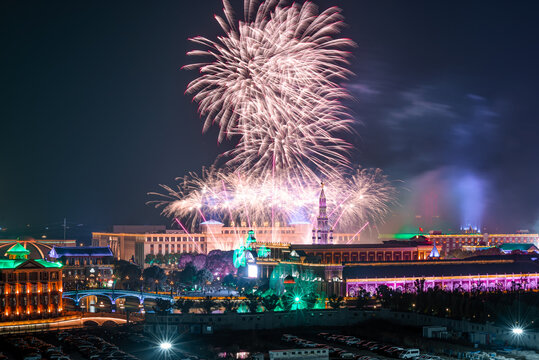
[351,281,539,328]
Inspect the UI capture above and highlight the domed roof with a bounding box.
[0,239,66,259]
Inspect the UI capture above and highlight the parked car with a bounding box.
[399,349,421,359]
[281,334,297,342]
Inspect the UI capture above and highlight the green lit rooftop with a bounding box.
[0,259,63,270]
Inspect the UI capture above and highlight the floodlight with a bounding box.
[512,327,523,335]
[160,341,172,350]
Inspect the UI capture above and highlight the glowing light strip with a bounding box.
[173,218,201,253]
[347,222,369,244]
[346,273,539,283]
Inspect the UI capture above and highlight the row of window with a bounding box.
[221,229,293,234]
[149,243,205,255]
[309,251,420,263]
[1,271,60,282]
[0,282,60,294]
[145,237,205,242]
[65,258,104,266]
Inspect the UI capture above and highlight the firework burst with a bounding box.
[150,0,395,235]
[183,0,355,177]
[149,166,395,232]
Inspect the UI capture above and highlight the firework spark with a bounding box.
[184,0,355,178]
[150,0,395,235]
[149,166,395,232]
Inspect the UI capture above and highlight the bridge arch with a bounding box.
[83,320,99,327]
[81,316,127,326]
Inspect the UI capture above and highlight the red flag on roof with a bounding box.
[419,227,424,232]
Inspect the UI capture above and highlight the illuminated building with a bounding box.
[0,238,75,259]
[344,256,539,296]
[0,243,63,321]
[48,246,114,289]
[428,233,538,256]
[92,229,206,265]
[291,240,433,264]
[498,243,539,254]
[381,232,539,257]
[92,223,358,266]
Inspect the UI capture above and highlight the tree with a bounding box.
[178,253,194,269]
[221,297,239,313]
[222,274,237,288]
[414,278,426,293]
[261,294,279,312]
[279,293,294,311]
[328,294,344,309]
[152,298,172,315]
[304,292,318,309]
[144,254,156,265]
[193,254,207,270]
[244,294,260,313]
[179,263,197,285]
[206,250,236,277]
[174,298,194,314]
[352,288,370,309]
[155,253,165,264]
[200,296,216,314]
[164,252,175,265]
[196,268,214,286]
[113,260,141,289]
[375,285,394,308]
[142,265,166,290]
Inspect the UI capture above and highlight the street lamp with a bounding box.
[170,281,174,297]
[158,340,174,359]
[125,275,130,290]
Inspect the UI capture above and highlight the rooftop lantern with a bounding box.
[5,242,30,260]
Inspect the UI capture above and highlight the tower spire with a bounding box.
[312,182,331,244]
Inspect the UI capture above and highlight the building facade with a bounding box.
[92,230,206,266]
[48,246,114,289]
[269,349,329,360]
[344,256,539,296]
[92,224,358,266]
[292,241,433,264]
[428,233,539,256]
[0,243,63,321]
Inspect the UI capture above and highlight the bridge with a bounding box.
[63,289,174,305]
[0,314,133,335]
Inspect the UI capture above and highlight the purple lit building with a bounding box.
[343,255,539,296]
[48,246,114,289]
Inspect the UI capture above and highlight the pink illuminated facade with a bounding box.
[344,257,539,296]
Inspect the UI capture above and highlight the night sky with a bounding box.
[1,1,538,239]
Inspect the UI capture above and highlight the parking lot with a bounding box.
[279,331,445,360]
[0,326,204,360]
